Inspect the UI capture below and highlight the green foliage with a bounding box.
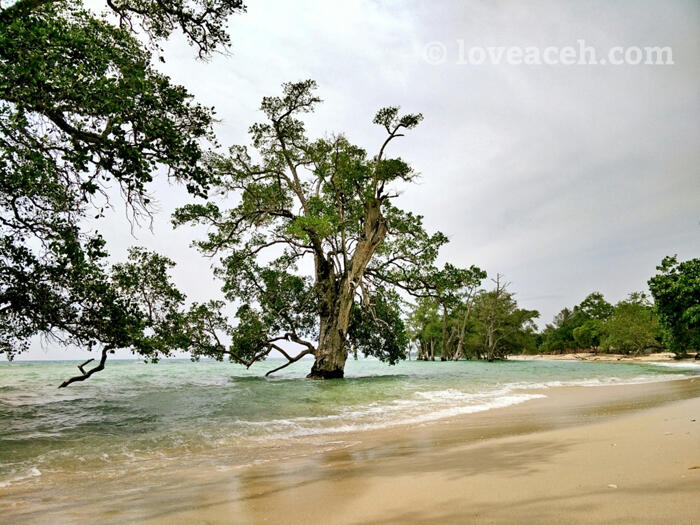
[406,297,442,360]
[0,245,189,361]
[469,281,539,360]
[538,288,672,356]
[577,292,614,321]
[407,277,538,361]
[348,288,408,365]
[175,80,464,374]
[539,307,584,352]
[0,1,244,363]
[108,248,190,358]
[228,304,271,363]
[539,292,613,352]
[599,293,663,354]
[572,320,604,348]
[648,255,700,355]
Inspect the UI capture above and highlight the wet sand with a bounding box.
[2,379,699,524]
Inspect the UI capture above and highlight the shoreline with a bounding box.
[203,379,700,525]
[2,378,698,524]
[509,351,698,362]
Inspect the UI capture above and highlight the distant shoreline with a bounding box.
[7,352,697,364]
[509,351,698,363]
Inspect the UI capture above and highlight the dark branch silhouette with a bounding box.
[59,349,109,388]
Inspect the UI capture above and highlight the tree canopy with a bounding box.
[538,289,671,356]
[56,247,189,387]
[598,292,663,355]
[173,80,480,377]
[0,1,245,366]
[539,292,614,353]
[648,255,700,356]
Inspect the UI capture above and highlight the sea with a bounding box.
[1,357,698,490]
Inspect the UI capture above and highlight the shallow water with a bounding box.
[1,357,698,489]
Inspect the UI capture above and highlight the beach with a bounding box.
[509,352,697,363]
[1,366,698,524]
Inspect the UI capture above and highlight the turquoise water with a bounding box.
[1,358,698,488]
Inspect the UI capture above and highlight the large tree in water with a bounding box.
[175,80,476,378]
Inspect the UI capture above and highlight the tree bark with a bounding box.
[452,298,474,361]
[440,305,448,361]
[307,198,387,379]
[307,254,354,379]
[417,340,427,360]
[307,312,349,379]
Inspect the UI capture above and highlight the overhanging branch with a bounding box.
[58,348,109,388]
[265,345,314,377]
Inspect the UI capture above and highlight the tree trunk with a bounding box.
[452,300,474,361]
[486,328,495,362]
[307,198,387,379]
[441,305,448,361]
[417,340,427,360]
[308,319,347,379]
[308,293,352,379]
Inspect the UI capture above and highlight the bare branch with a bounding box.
[58,349,109,388]
[265,346,314,377]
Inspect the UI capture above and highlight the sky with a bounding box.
[23,0,700,359]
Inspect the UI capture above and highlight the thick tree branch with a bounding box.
[58,348,109,388]
[264,346,314,376]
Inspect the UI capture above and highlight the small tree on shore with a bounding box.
[470,275,539,360]
[539,292,613,353]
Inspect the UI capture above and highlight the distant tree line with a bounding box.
[537,291,662,356]
[406,255,699,360]
[407,274,539,362]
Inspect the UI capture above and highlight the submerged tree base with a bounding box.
[306,359,345,379]
[306,370,345,379]
[306,367,345,379]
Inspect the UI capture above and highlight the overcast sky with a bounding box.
[24,0,700,359]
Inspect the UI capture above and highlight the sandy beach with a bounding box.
[222,379,700,525]
[509,352,698,363]
[2,377,698,524]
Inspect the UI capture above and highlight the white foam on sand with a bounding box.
[0,467,42,488]
[646,361,700,370]
[229,372,690,441]
[233,389,547,440]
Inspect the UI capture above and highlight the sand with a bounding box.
[2,379,699,524]
[226,379,700,525]
[509,351,696,362]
